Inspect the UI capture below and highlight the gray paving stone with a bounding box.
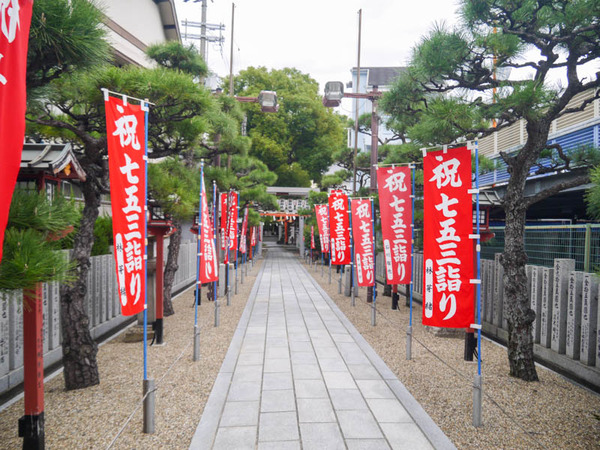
[238,352,264,366]
[232,364,263,383]
[356,379,396,399]
[380,422,434,449]
[331,333,354,343]
[261,389,296,412]
[348,364,382,380]
[228,381,262,402]
[257,441,301,450]
[366,398,412,423]
[295,379,328,398]
[318,357,347,372]
[219,401,259,427]
[266,346,290,359]
[290,351,317,365]
[297,398,336,423]
[262,372,293,390]
[212,426,256,450]
[264,357,291,373]
[346,439,392,450]
[337,410,383,439]
[299,423,345,450]
[323,371,356,389]
[259,411,299,442]
[329,389,368,410]
[292,362,322,379]
[314,346,340,359]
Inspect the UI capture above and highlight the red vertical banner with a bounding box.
[377,167,412,285]
[423,147,474,328]
[250,226,257,247]
[328,190,351,265]
[0,0,34,263]
[351,199,375,287]
[227,192,239,255]
[220,192,228,250]
[239,207,249,254]
[311,226,315,249]
[314,204,330,254]
[105,96,147,316]
[199,178,218,283]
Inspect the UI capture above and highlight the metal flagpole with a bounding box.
[235,208,239,294]
[328,207,332,284]
[349,197,355,307]
[371,198,377,326]
[193,161,204,362]
[407,163,416,360]
[142,99,155,434]
[473,141,483,427]
[213,181,219,327]
[226,190,231,306]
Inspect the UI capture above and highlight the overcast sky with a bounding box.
[175,0,462,115]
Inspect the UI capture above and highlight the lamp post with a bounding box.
[323,82,382,193]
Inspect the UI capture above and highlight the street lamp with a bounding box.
[323,82,382,192]
[235,90,279,113]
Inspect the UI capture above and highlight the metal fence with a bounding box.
[481,225,600,272]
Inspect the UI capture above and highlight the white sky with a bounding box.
[175,0,462,115]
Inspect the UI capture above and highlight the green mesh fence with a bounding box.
[481,225,600,272]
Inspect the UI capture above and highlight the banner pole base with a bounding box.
[473,374,483,427]
[371,302,376,326]
[18,413,44,450]
[215,300,220,327]
[406,325,413,360]
[143,379,155,434]
[193,324,200,362]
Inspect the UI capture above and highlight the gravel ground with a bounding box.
[305,261,600,449]
[0,259,263,449]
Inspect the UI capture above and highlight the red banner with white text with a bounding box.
[227,192,238,256]
[314,204,330,254]
[239,207,249,254]
[311,226,315,249]
[105,96,147,316]
[0,0,34,263]
[377,166,412,285]
[328,191,351,265]
[351,199,375,286]
[199,178,218,283]
[423,147,474,328]
[251,226,257,247]
[220,192,228,250]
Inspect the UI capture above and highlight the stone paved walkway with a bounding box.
[190,246,455,449]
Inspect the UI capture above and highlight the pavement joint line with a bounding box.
[297,259,456,450]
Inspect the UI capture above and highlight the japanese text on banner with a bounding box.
[105,96,146,316]
[328,191,351,265]
[423,147,474,328]
[314,204,330,254]
[199,179,218,283]
[377,167,412,285]
[351,199,375,287]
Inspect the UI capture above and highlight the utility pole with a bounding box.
[370,85,379,193]
[352,9,362,195]
[200,0,207,60]
[228,3,235,171]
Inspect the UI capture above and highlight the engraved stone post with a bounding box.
[540,267,554,348]
[530,266,542,343]
[551,259,575,354]
[566,271,583,359]
[580,273,598,365]
[493,254,504,328]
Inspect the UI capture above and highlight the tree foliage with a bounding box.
[232,67,346,186]
[381,0,600,382]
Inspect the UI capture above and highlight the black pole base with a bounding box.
[19,413,45,450]
[464,331,476,361]
[366,286,373,303]
[155,318,164,345]
[392,293,399,310]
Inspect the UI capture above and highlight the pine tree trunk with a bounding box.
[163,220,182,317]
[501,143,540,382]
[60,177,101,390]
